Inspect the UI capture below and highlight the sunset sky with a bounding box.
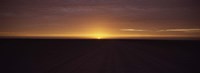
[0,0,200,39]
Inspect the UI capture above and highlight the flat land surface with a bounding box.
[1,39,200,73]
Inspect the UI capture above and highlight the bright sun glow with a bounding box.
[90,33,109,39]
[97,37,101,39]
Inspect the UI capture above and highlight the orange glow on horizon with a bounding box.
[1,33,199,40]
[0,20,199,39]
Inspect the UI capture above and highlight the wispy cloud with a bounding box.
[120,29,146,32]
[159,29,200,32]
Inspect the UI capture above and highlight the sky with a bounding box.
[0,0,200,39]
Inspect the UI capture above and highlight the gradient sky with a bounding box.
[0,0,200,38]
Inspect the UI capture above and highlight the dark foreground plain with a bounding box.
[1,39,200,73]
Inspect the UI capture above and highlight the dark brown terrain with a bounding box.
[1,39,200,73]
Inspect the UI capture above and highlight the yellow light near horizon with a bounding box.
[90,33,110,39]
[97,37,101,39]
